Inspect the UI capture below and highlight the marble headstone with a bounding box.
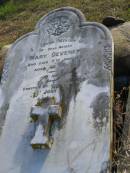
[0,7,113,173]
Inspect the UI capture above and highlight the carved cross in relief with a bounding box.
[30,97,62,149]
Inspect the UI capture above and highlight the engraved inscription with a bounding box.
[103,44,112,71]
[24,40,85,97]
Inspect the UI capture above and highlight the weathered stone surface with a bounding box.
[0,7,113,173]
[110,22,130,76]
[2,21,130,79]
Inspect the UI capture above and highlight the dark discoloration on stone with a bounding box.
[0,103,9,135]
[100,161,110,173]
[56,45,110,126]
[56,50,110,123]
[56,59,80,123]
[90,92,109,131]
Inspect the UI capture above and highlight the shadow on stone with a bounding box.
[13,123,49,173]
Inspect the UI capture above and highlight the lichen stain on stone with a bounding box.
[56,53,109,127]
[90,92,109,131]
[0,103,9,135]
[56,59,81,123]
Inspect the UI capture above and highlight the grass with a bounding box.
[0,0,129,21]
[0,0,129,69]
[0,2,17,20]
[0,0,129,50]
[0,1,26,20]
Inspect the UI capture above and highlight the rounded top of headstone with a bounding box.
[34,7,113,43]
[35,7,86,30]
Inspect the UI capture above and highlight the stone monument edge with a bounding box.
[5,7,114,62]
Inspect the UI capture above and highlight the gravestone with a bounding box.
[0,7,113,173]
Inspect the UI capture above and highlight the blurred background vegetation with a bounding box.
[0,0,129,49]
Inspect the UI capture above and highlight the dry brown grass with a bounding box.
[0,0,129,49]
